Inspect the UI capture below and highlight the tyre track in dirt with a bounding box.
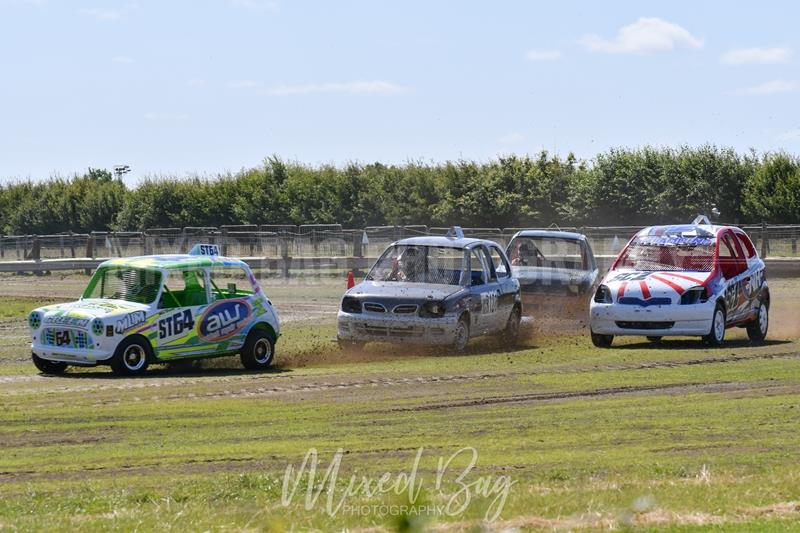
[386,380,798,412]
[5,349,799,403]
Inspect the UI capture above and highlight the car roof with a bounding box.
[393,236,498,249]
[99,254,249,270]
[635,224,735,238]
[510,230,587,241]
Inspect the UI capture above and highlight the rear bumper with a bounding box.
[337,311,459,345]
[589,300,715,337]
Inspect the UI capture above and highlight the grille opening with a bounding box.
[616,321,674,330]
[363,302,387,313]
[393,304,418,314]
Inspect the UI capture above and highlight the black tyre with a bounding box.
[453,316,470,352]
[241,329,275,370]
[591,331,613,348]
[31,353,67,375]
[337,338,365,353]
[646,336,663,343]
[502,306,521,347]
[111,337,151,376]
[703,303,726,347]
[746,302,769,345]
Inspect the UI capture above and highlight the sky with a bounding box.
[1,0,799,185]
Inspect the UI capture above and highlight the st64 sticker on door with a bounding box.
[159,309,195,340]
[199,299,252,341]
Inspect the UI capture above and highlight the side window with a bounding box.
[718,233,746,278]
[719,236,735,258]
[469,250,487,286]
[735,232,756,258]
[210,267,255,300]
[480,247,498,281]
[488,246,510,278]
[159,269,208,308]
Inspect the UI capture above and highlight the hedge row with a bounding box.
[1,146,798,235]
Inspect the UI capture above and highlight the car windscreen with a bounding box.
[82,267,163,304]
[615,236,715,272]
[366,245,464,285]
[507,236,587,270]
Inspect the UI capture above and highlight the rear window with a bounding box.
[616,236,715,272]
[507,236,587,270]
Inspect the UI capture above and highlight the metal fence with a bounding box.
[1,223,798,264]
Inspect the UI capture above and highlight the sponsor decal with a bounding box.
[158,309,195,340]
[199,299,251,341]
[115,311,147,334]
[44,315,90,328]
[190,243,220,256]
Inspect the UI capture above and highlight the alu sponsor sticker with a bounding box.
[115,311,147,334]
[199,299,251,341]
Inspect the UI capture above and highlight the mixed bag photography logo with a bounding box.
[280,447,515,521]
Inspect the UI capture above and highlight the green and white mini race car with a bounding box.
[28,244,280,375]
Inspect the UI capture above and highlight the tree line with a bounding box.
[1,146,798,235]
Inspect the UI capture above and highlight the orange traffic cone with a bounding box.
[346,271,355,289]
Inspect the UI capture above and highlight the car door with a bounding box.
[484,244,517,329]
[466,247,500,335]
[733,230,765,318]
[156,269,211,359]
[718,230,749,323]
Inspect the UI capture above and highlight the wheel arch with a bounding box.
[115,333,155,361]
[245,321,277,343]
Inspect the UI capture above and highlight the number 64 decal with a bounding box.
[481,291,499,314]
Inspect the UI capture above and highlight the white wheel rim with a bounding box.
[714,310,725,341]
[123,345,146,371]
[759,304,768,334]
[254,339,272,364]
[455,323,468,350]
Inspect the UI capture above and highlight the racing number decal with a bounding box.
[55,330,71,346]
[610,272,650,282]
[480,291,499,314]
[158,309,195,339]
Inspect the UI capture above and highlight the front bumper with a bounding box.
[337,311,459,345]
[589,300,716,337]
[31,343,114,365]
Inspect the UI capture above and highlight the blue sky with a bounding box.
[1,0,799,184]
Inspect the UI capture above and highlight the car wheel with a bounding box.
[453,316,470,352]
[241,329,275,370]
[590,331,613,348]
[337,338,365,353]
[703,304,726,347]
[646,336,663,343]
[111,337,151,376]
[746,302,769,345]
[31,353,67,375]
[501,306,521,347]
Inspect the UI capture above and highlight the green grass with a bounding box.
[1,287,800,530]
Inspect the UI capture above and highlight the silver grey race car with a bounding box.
[337,227,522,352]
[506,230,599,315]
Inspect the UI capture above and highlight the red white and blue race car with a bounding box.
[590,216,769,347]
